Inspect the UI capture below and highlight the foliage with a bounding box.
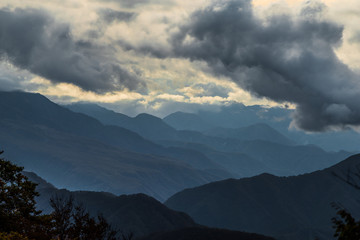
[50,195,119,240]
[332,167,360,240]
[332,206,360,240]
[0,151,49,238]
[0,232,29,240]
[0,151,131,240]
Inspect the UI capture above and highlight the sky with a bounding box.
[0,0,360,131]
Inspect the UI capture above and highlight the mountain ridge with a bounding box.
[165,154,360,240]
[66,102,351,177]
[23,171,198,238]
[0,91,230,201]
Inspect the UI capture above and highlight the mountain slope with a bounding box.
[25,172,275,239]
[64,102,228,175]
[158,138,350,177]
[156,141,269,178]
[23,172,198,238]
[138,227,275,240]
[163,104,283,130]
[0,121,221,201]
[165,154,360,240]
[65,102,351,177]
[163,111,215,131]
[163,106,360,152]
[0,91,229,200]
[66,103,178,141]
[203,123,294,145]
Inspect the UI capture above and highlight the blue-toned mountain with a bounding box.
[165,154,360,240]
[0,91,229,201]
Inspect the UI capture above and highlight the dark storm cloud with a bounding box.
[168,0,360,131]
[0,8,145,93]
[98,8,136,23]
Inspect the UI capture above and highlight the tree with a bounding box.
[0,231,29,240]
[332,206,360,240]
[332,168,360,240]
[0,151,47,238]
[0,151,130,240]
[50,195,119,240]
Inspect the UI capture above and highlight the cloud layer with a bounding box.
[0,8,145,93]
[1,0,360,132]
[168,0,360,131]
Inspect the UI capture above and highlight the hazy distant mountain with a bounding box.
[163,111,215,131]
[158,138,350,177]
[203,123,294,145]
[0,91,230,201]
[23,172,198,238]
[156,141,269,178]
[164,104,290,130]
[165,154,360,240]
[65,102,351,177]
[163,106,360,152]
[66,102,348,177]
[66,103,288,145]
[138,227,275,240]
[1,91,351,190]
[67,103,178,141]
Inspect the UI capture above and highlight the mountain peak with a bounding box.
[135,113,162,121]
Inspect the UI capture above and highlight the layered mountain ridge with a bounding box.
[0,91,228,201]
[66,102,351,178]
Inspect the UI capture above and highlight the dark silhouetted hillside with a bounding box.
[165,154,360,240]
[23,172,197,238]
[138,227,275,240]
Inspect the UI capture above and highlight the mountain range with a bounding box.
[0,91,229,201]
[1,90,360,240]
[163,107,360,152]
[138,227,275,240]
[24,171,197,238]
[0,91,354,202]
[165,154,360,240]
[25,171,275,240]
[66,102,351,177]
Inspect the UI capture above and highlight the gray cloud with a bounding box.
[0,77,24,91]
[191,83,230,98]
[92,0,173,8]
[167,0,360,131]
[350,31,360,43]
[0,8,145,93]
[102,98,223,117]
[118,0,151,8]
[98,8,136,23]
